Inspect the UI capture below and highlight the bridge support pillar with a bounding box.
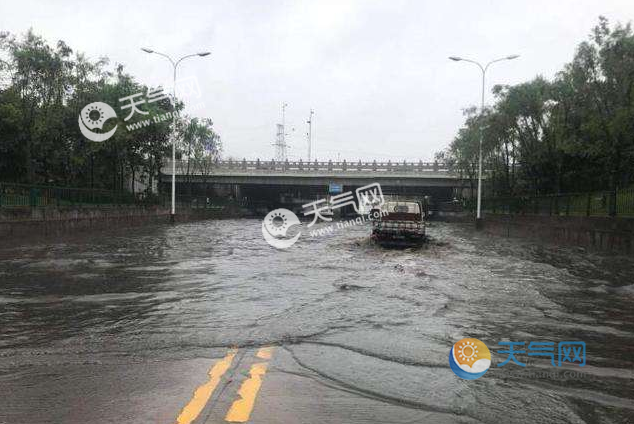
[233,184,241,200]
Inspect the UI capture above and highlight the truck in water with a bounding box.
[370,201,426,247]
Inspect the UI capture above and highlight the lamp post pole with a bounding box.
[141,48,211,223]
[449,55,519,228]
[307,109,314,162]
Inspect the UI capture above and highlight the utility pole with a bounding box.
[273,102,289,161]
[306,109,314,162]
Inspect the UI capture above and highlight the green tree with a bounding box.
[176,116,222,195]
[0,29,220,197]
[441,17,634,211]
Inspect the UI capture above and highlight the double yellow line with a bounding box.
[175,347,274,424]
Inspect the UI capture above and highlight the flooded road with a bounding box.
[0,219,633,424]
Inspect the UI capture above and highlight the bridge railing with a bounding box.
[164,159,454,174]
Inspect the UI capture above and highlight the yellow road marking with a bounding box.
[256,346,274,360]
[175,349,237,424]
[224,362,268,422]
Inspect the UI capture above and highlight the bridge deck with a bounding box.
[160,159,466,188]
[163,159,459,176]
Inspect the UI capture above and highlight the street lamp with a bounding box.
[141,48,211,223]
[449,54,519,228]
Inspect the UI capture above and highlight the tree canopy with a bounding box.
[438,17,634,199]
[0,29,221,193]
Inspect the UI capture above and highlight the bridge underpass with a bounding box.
[159,159,467,214]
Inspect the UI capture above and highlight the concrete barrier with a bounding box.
[0,204,250,242]
[481,214,634,254]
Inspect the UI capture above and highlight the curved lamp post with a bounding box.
[449,54,519,228]
[141,48,211,223]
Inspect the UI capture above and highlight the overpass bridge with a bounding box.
[161,159,464,186]
[159,159,468,209]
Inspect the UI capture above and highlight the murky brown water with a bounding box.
[0,220,633,423]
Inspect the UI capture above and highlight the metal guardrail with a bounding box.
[176,196,248,210]
[165,159,453,174]
[479,188,634,217]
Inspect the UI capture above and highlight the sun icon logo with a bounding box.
[449,338,491,380]
[84,103,107,127]
[457,340,479,362]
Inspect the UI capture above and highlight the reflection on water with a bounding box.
[0,220,633,422]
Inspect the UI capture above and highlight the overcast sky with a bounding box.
[2,1,634,161]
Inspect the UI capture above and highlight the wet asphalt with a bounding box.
[0,219,633,424]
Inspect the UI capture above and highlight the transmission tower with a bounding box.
[273,102,289,161]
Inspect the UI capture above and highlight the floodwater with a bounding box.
[0,220,633,424]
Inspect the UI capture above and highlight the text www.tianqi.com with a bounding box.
[308,210,388,237]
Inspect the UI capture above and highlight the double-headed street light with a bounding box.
[141,48,211,223]
[449,54,519,228]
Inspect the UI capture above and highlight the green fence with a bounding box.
[0,182,243,211]
[0,182,159,208]
[479,188,634,218]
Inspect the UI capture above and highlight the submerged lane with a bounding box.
[0,220,633,423]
